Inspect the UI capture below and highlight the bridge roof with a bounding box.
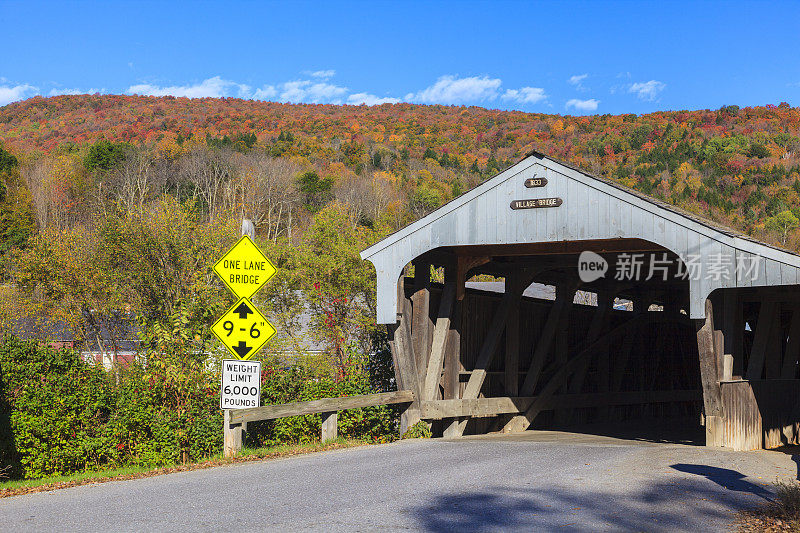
[362,152,800,323]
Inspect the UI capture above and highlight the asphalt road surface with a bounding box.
[2,429,797,532]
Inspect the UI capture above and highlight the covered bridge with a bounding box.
[361,152,800,450]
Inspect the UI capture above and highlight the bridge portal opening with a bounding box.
[397,239,704,443]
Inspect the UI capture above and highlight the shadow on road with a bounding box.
[671,464,773,500]
[409,468,770,531]
[554,417,705,447]
[760,445,800,480]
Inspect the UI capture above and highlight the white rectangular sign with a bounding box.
[220,359,261,409]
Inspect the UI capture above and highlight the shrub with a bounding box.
[1,335,400,480]
[0,336,223,478]
[0,336,115,478]
[245,361,399,447]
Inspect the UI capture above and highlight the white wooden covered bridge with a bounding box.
[360,151,800,450]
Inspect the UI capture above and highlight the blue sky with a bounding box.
[1,1,799,115]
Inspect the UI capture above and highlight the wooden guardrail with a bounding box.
[224,390,415,456]
[419,389,701,419]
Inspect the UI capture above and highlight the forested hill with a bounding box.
[2,95,800,249]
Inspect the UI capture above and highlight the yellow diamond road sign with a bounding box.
[211,297,276,360]
[213,235,276,299]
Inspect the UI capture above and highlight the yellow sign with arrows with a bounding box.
[213,235,276,299]
[211,297,275,360]
[212,235,277,360]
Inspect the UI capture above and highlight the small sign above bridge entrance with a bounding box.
[510,197,563,210]
[524,176,548,188]
[213,235,276,299]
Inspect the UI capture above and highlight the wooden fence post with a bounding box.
[321,411,338,442]
[224,409,243,457]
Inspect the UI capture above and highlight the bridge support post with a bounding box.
[695,298,724,447]
[224,409,243,457]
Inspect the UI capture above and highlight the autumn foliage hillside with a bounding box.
[1,95,800,248]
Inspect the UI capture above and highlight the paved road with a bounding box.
[1,430,797,532]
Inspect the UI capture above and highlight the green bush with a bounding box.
[0,336,223,478]
[0,335,400,480]
[0,336,116,477]
[245,359,399,447]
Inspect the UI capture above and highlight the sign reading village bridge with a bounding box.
[220,359,261,409]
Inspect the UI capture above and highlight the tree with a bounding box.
[297,171,334,211]
[0,175,34,255]
[2,224,126,372]
[236,153,302,241]
[84,140,127,172]
[410,184,443,217]
[0,148,33,255]
[766,210,799,245]
[299,205,385,379]
[747,142,770,159]
[98,197,236,357]
[0,145,18,174]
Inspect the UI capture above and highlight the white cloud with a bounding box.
[347,92,400,105]
[629,80,665,101]
[568,73,589,92]
[0,84,39,106]
[502,87,547,104]
[252,86,277,100]
[37,71,551,109]
[307,70,335,79]
[406,75,502,104]
[568,74,588,86]
[565,98,600,112]
[48,87,104,96]
[126,76,252,99]
[125,75,349,104]
[278,80,348,104]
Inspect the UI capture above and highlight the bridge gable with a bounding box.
[362,153,800,323]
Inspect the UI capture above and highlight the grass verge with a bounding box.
[738,480,800,532]
[0,438,370,499]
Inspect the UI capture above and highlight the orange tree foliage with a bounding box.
[1,96,800,247]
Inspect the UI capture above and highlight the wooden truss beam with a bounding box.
[461,291,515,400]
[389,278,423,434]
[519,282,578,397]
[696,298,724,446]
[423,282,456,401]
[782,305,800,379]
[411,260,432,388]
[446,270,540,437]
[568,290,612,395]
[456,255,490,300]
[746,300,778,380]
